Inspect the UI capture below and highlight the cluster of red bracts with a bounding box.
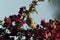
[3,7,26,28]
[0,19,60,40]
[0,6,60,40]
[2,11,60,40]
[0,0,56,40]
[41,19,60,40]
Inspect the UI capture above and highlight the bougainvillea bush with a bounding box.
[0,0,60,40]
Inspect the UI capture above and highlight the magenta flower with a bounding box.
[49,19,54,23]
[9,15,17,21]
[36,24,40,30]
[18,7,26,14]
[17,13,22,18]
[0,36,3,40]
[41,19,46,26]
[3,17,12,27]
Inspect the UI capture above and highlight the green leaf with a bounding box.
[0,20,2,25]
[48,0,51,2]
[38,0,44,1]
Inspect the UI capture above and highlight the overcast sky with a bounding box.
[0,0,59,24]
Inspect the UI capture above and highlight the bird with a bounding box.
[26,15,36,29]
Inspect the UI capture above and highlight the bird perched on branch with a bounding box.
[26,15,36,29]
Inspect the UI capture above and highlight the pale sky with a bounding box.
[0,0,58,24]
